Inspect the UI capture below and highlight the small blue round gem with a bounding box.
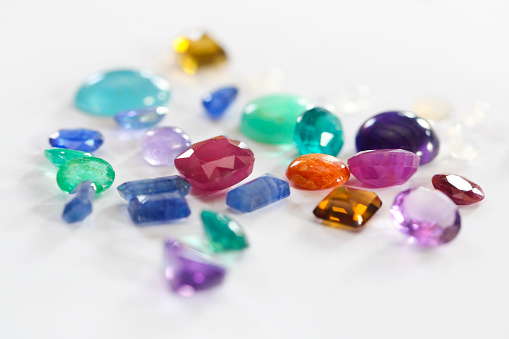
[49,129,104,152]
[114,106,168,130]
[202,86,238,119]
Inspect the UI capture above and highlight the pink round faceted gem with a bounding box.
[390,187,461,247]
[141,127,191,166]
[174,136,255,191]
[347,149,419,188]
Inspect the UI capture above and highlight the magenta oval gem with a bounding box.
[141,127,191,166]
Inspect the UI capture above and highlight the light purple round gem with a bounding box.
[141,127,191,166]
[390,187,461,247]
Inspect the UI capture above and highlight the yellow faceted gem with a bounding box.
[172,33,227,75]
[313,186,382,231]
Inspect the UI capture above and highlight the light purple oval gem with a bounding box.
[141,127,191,166]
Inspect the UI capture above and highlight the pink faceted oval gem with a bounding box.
[347,149,419,188]
[432,174,484,205]
[174,136,255,191]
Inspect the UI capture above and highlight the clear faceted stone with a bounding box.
[141,127,192,166]
[458,101,491,127]
[243,68,283,95]
[412,97,452,121]
[448,123,480,161]
[322,85,370,115]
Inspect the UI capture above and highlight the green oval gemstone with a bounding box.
[45,148,93,167]
[57,157,115,193]
[240,94,313,144]
[201,210,248,252]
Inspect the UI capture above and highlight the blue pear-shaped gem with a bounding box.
[202,86,238,119]
[49,128,104,152]
[114,106,168,130]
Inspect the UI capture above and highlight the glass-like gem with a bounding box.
[62,180,95,223]
[49,129,104,152]
[448,123,479,161]
[286,154,350,190]
[293,107,344,156]
[226,174,290,213]
[313,186,382,230]
[56,157,115,193]
[347,149,419,188]
[114,106,167,130]
[128,192,190,225]
[172,33,227,75]
[174,136,255,191]
[355,111,440,165]
[432,174,485,205]
[45,148,93,167]
[141,127,191,166]
[202,86,238,119]
[201,210,248,252]
[240,94,313,144]
[75,69,171,117]
[117,176,191,201]
[459,101,491,127]
[390,187,461,247]
[412,97,452,121]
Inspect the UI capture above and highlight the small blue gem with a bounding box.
[117,176,191,201]
[128,192,191,225]
[202,86,238,119]
[114,106,168,130]
[62,180,95,223]
[226,174,290,212]
[49,129,104,152]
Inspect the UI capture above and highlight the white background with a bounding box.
[1,0,508,338]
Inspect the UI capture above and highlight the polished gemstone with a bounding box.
[412,97,452,121]
[172,33,227,75]
[432,174,485,205]
[459,101,491,127]
[75,69,171,116]
[286,154,350,190]
[323,85,371,115]
[202,86,238,119]
[114,106,167,129]
[240,94,313,144]
[128,192,190,225]
[355,111,440,165]
[45,148,92,167]
[174,136,255,191]
[117,175,191,201]
[56,157,115,193]
[390,187,461,246]
[201,210,248,252]
[62,180,95,223]
[448,123,479,161]
[347,149,419,188]
[141,127,191,166]
[226,174,290,212]
[244,68,283,95]
[49,129,104,152]
[313,186,382,230]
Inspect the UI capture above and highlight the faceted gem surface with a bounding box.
[45,148,92,167]
[202,86,238,119]
[62,180,95,223]
[75,69,171,116]
[226,174,290,213]
[201,210,248,252]
[141,127,191,166]
[355,111,440,165]
[240,94,313,144]
[57,157,115,193]
[174,136,255,191]
[49,129,104,152]
[172,33,227,75]
[347,149,419,188]
[164,239,226,296]
[390,187,461,247]
[286,154,350,190]
[114,106,167,130]
[432,174,485,205]
[117,175,191,201]
[313,186,382,230]
[128,192,191,225]
[293,107,344,156]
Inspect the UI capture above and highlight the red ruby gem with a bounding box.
[432,174,485,205]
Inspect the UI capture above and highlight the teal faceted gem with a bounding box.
[75,69,171,117]
[201,210,249,252]
[45,148,93,167]
[293,107,344,156]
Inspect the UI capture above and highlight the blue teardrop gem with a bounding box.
[202,86,238,119]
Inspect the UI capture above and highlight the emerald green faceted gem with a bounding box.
[45,148,93,167]
[240,94,313,144]
[57,157,115,193]
[294,107,344,156]
[201,210,249,252]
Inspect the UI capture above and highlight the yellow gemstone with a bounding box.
[313,186,382,231]
[172,33,227,75]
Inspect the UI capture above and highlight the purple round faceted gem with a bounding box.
[348,149,419,188]
[141,127,191,166]
[355,111,439,165]
[390,187,461,247]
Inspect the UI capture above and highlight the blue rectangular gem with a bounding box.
[117,175,191,201]
[128,192,191,225]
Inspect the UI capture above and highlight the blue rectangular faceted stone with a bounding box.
[62,180,95,223]
[117,175,191,201]
[128,192,191,225]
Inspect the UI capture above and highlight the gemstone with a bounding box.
[459,101,491,127]
[313,186,382,230]
[56,157,115,193]
[226,174,290,212]
[240,94,314,144]
[202,86,238,119]
[75,69,171,117]
[117,175,191,201]
[201,210,248,252]
[448,123,479,161]
[141,127,192,166]
[347,149,419,188]
[172,32,227,75]
[244,68,283,95]
[286,154,350,190]
[174,136,255,191]
[390,187,461,247]
[62,180,95,223]
[114,106,167,130]
[49,129,104,152]
[323,85,371,115]
[355,111,440,165]
[164,239,226,296]
[412,97,452,121]
[432,174,485,205]
[45,148,93,167]
[128,192,191,225]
